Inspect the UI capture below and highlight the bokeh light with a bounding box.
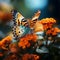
[25,0,48,10]
[0,0,10,4]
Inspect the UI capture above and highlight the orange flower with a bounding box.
[1,36,12,44]
[46,29,52,35]
[0,36,12,50]
[0,52,3,57]
[40,18,56,30]
[52,27,60,36]
[40,18,56,24]
[4,54,20,60]
[46,27,60,36]
[18,34,37,49]
[33,54,39,60]
[22,54,39,60]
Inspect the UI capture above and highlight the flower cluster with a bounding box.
[46,27,60,36]
[0,10,60,60]
[0,36,12,50]
[18,34,37,49]
[22,53,39,60]
[40,18,56,30]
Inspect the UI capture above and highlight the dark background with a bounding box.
[10,0,60,24]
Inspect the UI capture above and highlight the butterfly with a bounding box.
[11,10,30,40]
[10,10,41,40]
[28,10,41,29]
[15,10,41,28]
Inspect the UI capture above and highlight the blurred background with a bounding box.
[0,0,60,39]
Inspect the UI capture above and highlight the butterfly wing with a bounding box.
[28,10,41,29]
